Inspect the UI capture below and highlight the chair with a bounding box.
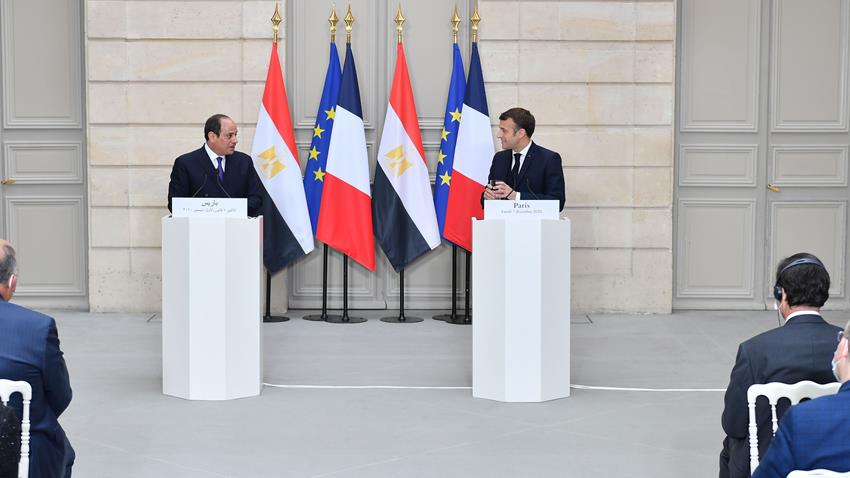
[787,471,850,477]
[0,380,30,478]
[748,380,841,474]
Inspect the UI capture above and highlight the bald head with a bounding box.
[0,240,17,301]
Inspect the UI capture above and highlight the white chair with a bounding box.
[787,471,850,477]
[0,379,31,478]
[748,380,840,474]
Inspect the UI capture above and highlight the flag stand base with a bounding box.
[443,250,471,325]
[303,245,343,321]
[380,270,422,323]
[263,270,289,323]
[326,255,367,324]
[434,244,461,322]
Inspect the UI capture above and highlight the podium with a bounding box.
[161,215,262,400]
[472,207,571,402]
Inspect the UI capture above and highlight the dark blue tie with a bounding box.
[511,152,521,185]
[216,157,224,182]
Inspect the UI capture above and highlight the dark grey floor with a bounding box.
[47,309,850,477]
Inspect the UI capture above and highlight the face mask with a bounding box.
[832,359,840,381]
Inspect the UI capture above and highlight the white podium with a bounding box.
[472,215,571,402]
[161,215,263,400]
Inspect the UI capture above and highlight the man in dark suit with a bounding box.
[482,107,565,211]
[752,319,850,477]
[0,240,74,478]
[720,252,840,478]
[167,113,263,217]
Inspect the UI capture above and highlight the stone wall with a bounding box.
[86,1,280,311]
[479,0,675,312]
[85,0,675,313]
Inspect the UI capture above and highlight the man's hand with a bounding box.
[485,181,513,200]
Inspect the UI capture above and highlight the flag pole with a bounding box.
[434,6,464,323]
[444,6,479,326]
[381,5,423,324]
[262,2,291,323]
[326,254,366,323]
[304,6,343,322]
[324,6,367,325]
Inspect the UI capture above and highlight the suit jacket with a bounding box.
[720,313,840,478]
[752,381,850,477]
[167,145,263,217]
[0,301,73,478]
[486,142,566,211]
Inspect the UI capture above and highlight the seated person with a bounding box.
[0,402,21,478]
[0,240,74,477]
[753,318,850,477]
[720,253,840,478]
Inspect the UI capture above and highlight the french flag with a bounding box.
[373,43,440,271]
[443,42,494,252]
[251,42,314,272]
[316,43,376,271]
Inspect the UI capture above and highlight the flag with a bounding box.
[316,43,375,271]
[442,42,494,251]
[434,42,466,241]
[373,42,440,272]
[251,42,314,272]
[304,42,342,235]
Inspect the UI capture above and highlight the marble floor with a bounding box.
[43,309,850,477]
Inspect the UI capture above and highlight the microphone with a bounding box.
[525,178,540,200]
[190,171,209,198]
[213,170,232,198]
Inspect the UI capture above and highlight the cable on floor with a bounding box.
[262,382,726,392]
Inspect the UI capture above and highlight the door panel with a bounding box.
[675,0,850,309]
[0,0,87,309]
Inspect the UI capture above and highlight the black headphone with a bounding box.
[772,257,826,301]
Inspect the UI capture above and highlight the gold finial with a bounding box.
[329,5,339,43]
[394,4,405,44]
[451,5,461,44]
[345,4,354,44]
[471,5,481,43]
[271,2,282,44]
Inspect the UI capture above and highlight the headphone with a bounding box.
[772,257,826,301]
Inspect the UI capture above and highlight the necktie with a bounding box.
[511,152,521,185]
[216,157,224,182]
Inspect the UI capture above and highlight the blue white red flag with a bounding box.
[316,43,376,271]
[443,42,494,251]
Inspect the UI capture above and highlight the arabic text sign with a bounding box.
[172,198,247,218]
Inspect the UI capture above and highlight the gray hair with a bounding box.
[0,244,16,283]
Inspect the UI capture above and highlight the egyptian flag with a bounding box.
[443,42,494,251]
[373,43,440,272]
[316,43,375,271]
[251,42,314,272]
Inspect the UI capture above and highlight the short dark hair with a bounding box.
[0,244,16,284]
[499,108,535,138]
[204,114,231,142]
[775,252,830,308]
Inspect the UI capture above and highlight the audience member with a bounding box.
[0,402,20,478]
[753,318,850,477]
[719,253,840,478]
[0,240,74,477]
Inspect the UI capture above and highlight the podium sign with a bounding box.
[484,200,559,220]
[172,197,247,218]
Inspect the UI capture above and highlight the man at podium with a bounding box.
[482,107,566,211]
[167,114,263,217]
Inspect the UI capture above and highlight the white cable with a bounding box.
[262,382,726,392]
